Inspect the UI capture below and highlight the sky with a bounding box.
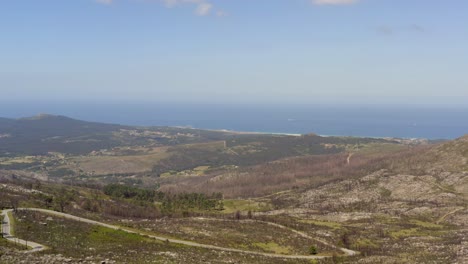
[1,0,467,105]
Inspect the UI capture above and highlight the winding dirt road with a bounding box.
[1,208,357,260]
[194,217,358,256]
[1,210,46,253]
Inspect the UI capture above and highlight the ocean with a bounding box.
[1,102,467,139]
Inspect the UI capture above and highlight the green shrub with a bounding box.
[309,245,318,255]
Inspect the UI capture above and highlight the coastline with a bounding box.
[179,126,434,141]
[176,127,303,137]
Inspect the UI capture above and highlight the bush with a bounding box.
[309,245,318,255]
[103,184,156,202]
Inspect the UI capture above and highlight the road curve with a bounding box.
[1,209,46,253]
[436,207,464,224]
[193,217,358,256]
[2,208,357,260]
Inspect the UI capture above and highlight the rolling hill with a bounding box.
[0,122,466,263]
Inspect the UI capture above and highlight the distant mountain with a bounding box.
[0,113,407,159]
[0,117,15,126]
[1,114,124,136]
[0,114,235,156]
[0,114,127,155]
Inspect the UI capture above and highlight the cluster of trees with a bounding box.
[160,192,224,212]
[102,202,160,219]
[103,184,158,202]
[151,134,392,177]
[0,184,71,213]
[159,145,430,199]
[1,174,225,219]
[48,168,76,178]
[0,161,42,170]
[103,184,224,214]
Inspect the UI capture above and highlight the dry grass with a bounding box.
[9,210,319,264]
[128,217,340,256]
[72,151,169,174]
[159,147,425,198]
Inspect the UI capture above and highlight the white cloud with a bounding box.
[162,0,179,7]
[161,0,217,16]
[195,2,212,16]
[216,10,228,17]
[312,0,359,5]
[95,0,221,17]
[96,0,113,5]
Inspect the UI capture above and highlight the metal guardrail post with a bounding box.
[1,211,3,239]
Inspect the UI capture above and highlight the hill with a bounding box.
[0,114,231,155]
[0,114,402,181]
[0,115,126,155]
[2,115,465,263]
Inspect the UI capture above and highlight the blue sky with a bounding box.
[1,0,467,105]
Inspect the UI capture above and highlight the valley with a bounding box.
[0,115,466,263]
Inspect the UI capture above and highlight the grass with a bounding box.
[72,151,170,174]
[298,219,342,230]
[253,242,291,255]
[351,143,407,155]
[10,210,312,263]
[0,213,29,251]
[160,166,211,178]
[0,156,38,165]
[389,227,441,239]
[388,218,447,239]
[72,141,224,175]
[194,166,211,171]
[410,220,443,229]
[221,199,271,214]
[13,210,162,257]
[129,217,339,256]
[6,212,15,236]
[352,239,379,250]
[0,237,26,251]
[179,141,225,151]
[87,225,143,243]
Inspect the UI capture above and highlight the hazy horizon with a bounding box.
[1,0,468,105]
[2,1,467,138]
[1,101,467,139]
[1,2,468,262]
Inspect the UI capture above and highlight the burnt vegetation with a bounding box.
[151,134,389,175]
[158,146,431,198]
[1,116,466,264]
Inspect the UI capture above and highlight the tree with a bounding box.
[10,197,19,212]
[235,210,241,220]
[216,200,224,211]
[55,188,72,212]
[309,245,318,255]
[341,232,350,248]
[33,180,41,190]
[24,224,32,249]
[247,210,253,219]
[37,193,53,208]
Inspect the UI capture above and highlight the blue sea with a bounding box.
[1,102,467,139]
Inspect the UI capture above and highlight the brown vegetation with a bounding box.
[159,146,431,198]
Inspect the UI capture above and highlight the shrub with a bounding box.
[309,245,318,255]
